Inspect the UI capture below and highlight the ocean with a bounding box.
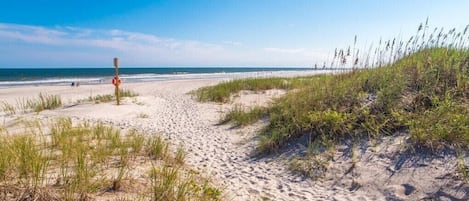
[0,67,316,87]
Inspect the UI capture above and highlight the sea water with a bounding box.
[0,67,318,87]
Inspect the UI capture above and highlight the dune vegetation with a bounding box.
[0,118,221,201]
[194,23,469,155]
[1,93,62,114]
[84,88,138,104]
[0,89,139,116]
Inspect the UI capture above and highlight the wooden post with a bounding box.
[114,57,120,105]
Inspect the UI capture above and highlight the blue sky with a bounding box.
[0,0,468,67]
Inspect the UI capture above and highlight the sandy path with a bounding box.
[131,82,365,201]
[49,81,372,200]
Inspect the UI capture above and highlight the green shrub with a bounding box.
[408,97,469,149]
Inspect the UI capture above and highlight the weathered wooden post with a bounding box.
[113,57,121,105]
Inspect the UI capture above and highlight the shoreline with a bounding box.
[0,69,338,88]
[0,70,332,104]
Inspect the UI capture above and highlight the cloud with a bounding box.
[223,41,243,46]
[0,24,67,45]
[0,23,172,49]
[264,47,307,54]
[0,22,230,66]
[0,22,328,67]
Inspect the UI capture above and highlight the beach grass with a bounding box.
[219,105,268,127]
[194,23,469,155]
[86,88,138,103]
[193,77,300,103]
[257,47,469,153]
[1,101,16,115]
[87,94,115,103]
[34,93,62,112]
[119,88,139,98]
[0,118,221,201]
[1,93,62,115]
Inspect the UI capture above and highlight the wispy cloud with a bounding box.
[264,47,307,54]
[0,23,227,66]
[0,23,224,53]
[223,41,243,46]
[0,22,327,67]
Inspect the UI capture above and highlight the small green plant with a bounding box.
[150,166,179,200]
[289,156,328,180]
[200,180,222,200]
[127,130,145,155]
[288,141,330,179]
[175,144,186,165]
[148,165,221,201]
[147,135,169,160]
[457,155,469,181]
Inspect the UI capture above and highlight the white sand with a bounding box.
[1,70,467,200]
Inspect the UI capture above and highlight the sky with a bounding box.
[0,0,468,68]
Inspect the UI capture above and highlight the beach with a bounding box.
[2,1,469,200]
[0,70,367,200]
[1,70,467,200]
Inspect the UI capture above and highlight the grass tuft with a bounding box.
[147,135,169,160]
[34,93,62,112]
[192,77,295,103]
[1,101,16,115]
[1,93,62,114]
[86,88,138,104]
[219,105,268,127]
